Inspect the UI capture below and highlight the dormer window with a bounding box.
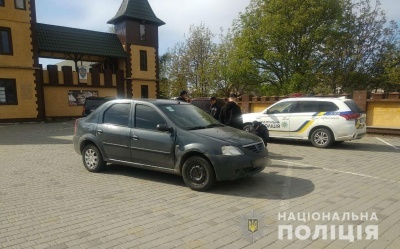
[140,24,146,40]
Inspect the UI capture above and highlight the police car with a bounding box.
[242,97,366,148]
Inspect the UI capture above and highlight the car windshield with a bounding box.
[159,104,223,130]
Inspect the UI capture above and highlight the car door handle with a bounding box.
[97,130,103,134]
[132,135,139,140]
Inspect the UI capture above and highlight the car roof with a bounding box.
[106,98,191,106]
[279,97,346,102]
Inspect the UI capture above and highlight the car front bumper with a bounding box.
[207,154,271,181]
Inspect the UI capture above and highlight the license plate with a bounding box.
[253,158,266,168]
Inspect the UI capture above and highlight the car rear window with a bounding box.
[343,100,364,113]
[86,99,108,109]
[318,101,339,112]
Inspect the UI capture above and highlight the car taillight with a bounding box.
[340,113,360,120]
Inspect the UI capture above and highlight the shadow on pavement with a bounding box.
[103,164,186,187]
[102,163,315,200]
[330,141,399,152]
[268,151,303,161]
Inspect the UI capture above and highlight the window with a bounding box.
[0,79,18,105]
[266,101,295,114]
[294,101,319,113]
[0,27,13,55]
[141,85,148,98]
[14,0,25,9]
[135,105,166,130]
[103,103,130,126]
[0,0,5,7]
[318,101,339,112]
[344,100,364,113]
[140,24,146,40]
[140,50,147,71]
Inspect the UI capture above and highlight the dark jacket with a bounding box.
[253,123,269,144]
[220,102,243,129]
[176,96,188,102]
[210,103,221,120]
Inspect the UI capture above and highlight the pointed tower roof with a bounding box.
[107,0,165,26]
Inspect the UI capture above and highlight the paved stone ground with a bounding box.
[0,121,399,249]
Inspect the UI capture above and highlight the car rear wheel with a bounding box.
[310,128,334,148]
[182,156,216,191]
[82,144,106,172]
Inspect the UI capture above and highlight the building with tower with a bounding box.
[0,0,165,121]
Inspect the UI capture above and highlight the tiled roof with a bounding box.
[107,0,165,26]
[36,23,127,58]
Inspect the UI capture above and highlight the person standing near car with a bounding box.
[209,96,221,120]
[176,90,189,102]
[252,121,269,146]
[220,93,243,129]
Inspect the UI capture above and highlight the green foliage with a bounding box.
[160,0,400,97]
[232,0,399,95]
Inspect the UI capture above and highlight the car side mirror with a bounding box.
[157,124,173,133]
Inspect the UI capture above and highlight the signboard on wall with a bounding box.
[68,90,98,106]
[78,66,88,80]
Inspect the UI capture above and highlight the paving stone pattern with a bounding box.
[0,122,399,248]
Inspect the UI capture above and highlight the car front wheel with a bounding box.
[243,124,254,133]
[310,128,334,148]
[182,156,216,191]
[82,144,106,172]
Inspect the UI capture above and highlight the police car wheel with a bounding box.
[310,128,334,148]
[243,124,254,133]
[182,156,216,191]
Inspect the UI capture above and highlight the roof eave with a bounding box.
[107,16,165,26]
[38,49,128,59]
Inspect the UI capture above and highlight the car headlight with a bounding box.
[221,146,243,156]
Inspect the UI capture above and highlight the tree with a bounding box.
[319,0,399,93]
[231,0,399,95]
[183,23,216,97]
[108,25,116,34]
[382,40,400,92]
[233,0,343,95]
[160,42,189,98]
[160,23,216,97]
[211,29,262,97]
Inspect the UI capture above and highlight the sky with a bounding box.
[35,0,400,66]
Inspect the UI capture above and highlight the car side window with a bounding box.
[266,101,295,114]
[135,104,166,130]
[318,101,339,112]
[103,103,131,126]
[294,101,319,113]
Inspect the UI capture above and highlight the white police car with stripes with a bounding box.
[242,97,366,148]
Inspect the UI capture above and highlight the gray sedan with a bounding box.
[73,99,270,191]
